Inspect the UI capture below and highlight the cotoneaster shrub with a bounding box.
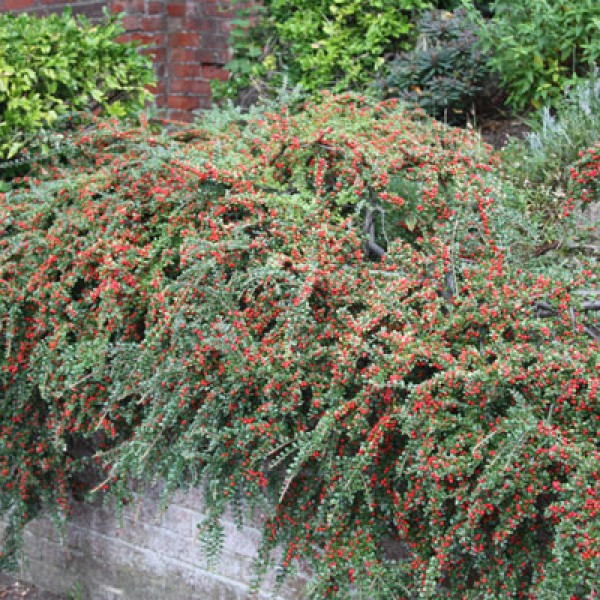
[570,141,600,211]
[1,96,598,598]
[0,10,154,161]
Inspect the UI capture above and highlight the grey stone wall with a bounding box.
[10,485,308,599]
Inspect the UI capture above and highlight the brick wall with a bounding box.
[6,484,308,599]
[0,0,235,120]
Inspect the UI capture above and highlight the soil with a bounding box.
[0,575,65,600]
[478,116,531,149]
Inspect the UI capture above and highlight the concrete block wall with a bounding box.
[12,484,309,599]
[0,0,236,120]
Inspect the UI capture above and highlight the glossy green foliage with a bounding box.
[0,10,154,160]
[216,0,430,100]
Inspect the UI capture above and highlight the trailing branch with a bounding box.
[534,300,600,342]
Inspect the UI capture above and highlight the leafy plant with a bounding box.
[465,0,600,111]
[68,581,84,600]
[0,96,598,598]
[216,0,431,101]
[0,9,154,161]
[383,8,492,123]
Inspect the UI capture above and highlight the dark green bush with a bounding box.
[0,9,154,160]
[467,0,600,111]
[383,8,492,123]
[1,96,598,598]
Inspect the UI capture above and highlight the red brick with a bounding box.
[218,20,234,34]
[169,32,201,47]
[116,33,133,44]
[132,32,167,47]
[141,15,164,31]
[147,1,164,14]
[195,18,217,32]
[198,31,227,50]
[201,3,234,18]
[147,81,166,95]
[154,63,167,78]
[155,96,169,108]
[167,110,194,123]
[3,0,36,9]
[169,48,198,63]
[141,47,167,63]
[113,0,144,14]
[75,2,107,19]
[166,16,184,31]
[122,15,141,31]
[166,2,184,17]
[154,94,168,108]
[171,63,201,78]
[202,65,229,81]
[167,95,201,110]
[110,2,126,13]
[202,50,229,66]
[201,65,229,81]
[169,79,211,94]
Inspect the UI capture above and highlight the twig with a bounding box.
[534,300,600,342]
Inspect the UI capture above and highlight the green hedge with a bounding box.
[0,9,154,160]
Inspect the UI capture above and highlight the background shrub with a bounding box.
[217,1,497,105]
[1,96,598,598]
[0,9,154,161]
[467,0,600,111]
[383,8,492,123]
[217,0,437,101]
